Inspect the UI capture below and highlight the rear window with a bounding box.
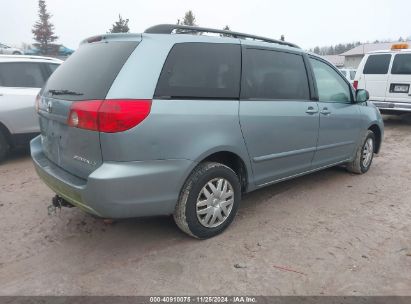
[363,54,391,74]
[43,41,138,101]
[242,49,310,100]
[391,54,411,75]
[155,43,241,99]
[0,62,46,88]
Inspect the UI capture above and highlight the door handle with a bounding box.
[305,107,318,114]
[320,107,331,115]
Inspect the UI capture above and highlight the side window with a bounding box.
[0,62,45,88]
[391,54,411,75]
[242,49,310,100]
[155,43,241,99]
[363,54,391,74]
[310,58,351,103]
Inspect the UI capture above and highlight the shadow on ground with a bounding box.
[383,113,411,126]
[2,147,30,164]
[55,165,348,244]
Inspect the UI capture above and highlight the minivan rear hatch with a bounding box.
[38,37,140,179]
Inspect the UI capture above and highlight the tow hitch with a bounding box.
[47,195,74,216]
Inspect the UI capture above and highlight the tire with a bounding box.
[0,130,9,163]
[346,130,375,174]
[173,162,241,239]
[12,51,21,55]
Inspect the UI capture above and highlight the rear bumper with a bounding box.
[371,100,411,112]
[30,136,195,218]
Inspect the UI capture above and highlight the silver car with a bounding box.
[0,43,23,55]
[31,25,384,239]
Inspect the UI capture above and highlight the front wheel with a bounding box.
[173,162,241,239]
[346,130,375,174]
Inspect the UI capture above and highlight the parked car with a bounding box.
[0,55,62,161]
[31,25,384,239]
[339,68,356,85]
[0,43,23,55]
[24,45,75,56]
[354,43,411,114]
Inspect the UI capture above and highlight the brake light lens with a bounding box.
[353,80,358,90]
[35,94,41,113]
[68,100,102,131]
[67,99,151,133]
[87,35,103,43]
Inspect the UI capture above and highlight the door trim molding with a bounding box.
[316,140,355,151]
[256,158,351,188]
[253,146,317,163]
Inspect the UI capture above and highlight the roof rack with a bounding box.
[144,24,300,49]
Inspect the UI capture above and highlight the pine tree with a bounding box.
[182,11,197,26]
[32,0,58,55]
[109,15,130,33]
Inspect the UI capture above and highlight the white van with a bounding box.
[354,43,411,114]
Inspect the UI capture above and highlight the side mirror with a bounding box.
[356,89,369,103]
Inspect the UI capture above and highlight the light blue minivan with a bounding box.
[31,24,384,238]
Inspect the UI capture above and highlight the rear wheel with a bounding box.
[0,130,9,162]
[346,130,375,174]
[173,162,241,239]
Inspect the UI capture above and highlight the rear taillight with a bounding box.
[68,100,102,131]
[35,94,41,113]
[67,99,152,133]
[353,80,358,90]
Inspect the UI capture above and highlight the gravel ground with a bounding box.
[0,115,410,296]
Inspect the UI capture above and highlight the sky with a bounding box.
[1,0,410,50]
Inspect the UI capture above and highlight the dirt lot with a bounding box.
[0,115,410,296]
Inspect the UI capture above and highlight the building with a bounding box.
[341,41,411,68]
[321,55,345,67]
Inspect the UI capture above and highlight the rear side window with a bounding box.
[242,49,310,100]
[391,54,411,74]
[0,62,45,88]
[155,43,241,99]
[43,41,138,101]
[363,54,391,74]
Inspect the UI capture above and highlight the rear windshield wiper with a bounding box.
[48,89,84,96]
